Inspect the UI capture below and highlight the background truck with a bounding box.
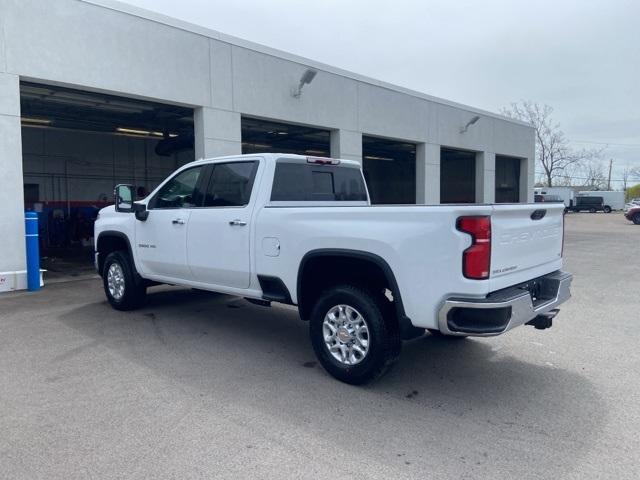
[567,196,606,213]
[577,190,625,212]
[534,187,575,208]
[95,154,572,384]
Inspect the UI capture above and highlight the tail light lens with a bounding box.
[457,216,491,280]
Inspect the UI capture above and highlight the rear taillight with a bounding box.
[457,216,491,280]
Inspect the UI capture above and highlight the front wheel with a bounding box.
[309,285,400,385]
[103,251,147,310]
[633,213,640,225]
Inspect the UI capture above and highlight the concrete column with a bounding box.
[521,155,535,203]
[416,143,440,204]
[475,151,495,203]
[0,73,27,289]
[330,129,362,163]
[193,107,242,159]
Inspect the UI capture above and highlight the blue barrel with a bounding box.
[24,211,40,291]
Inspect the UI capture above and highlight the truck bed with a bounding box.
[255,202,565,329]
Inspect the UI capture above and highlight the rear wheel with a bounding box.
[603,206,612,213]
[589,208,596,213]
[633,213,640,225]
[309,285,400,385]
[103,251,147,310]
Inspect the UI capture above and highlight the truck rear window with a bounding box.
[271,162,367,201]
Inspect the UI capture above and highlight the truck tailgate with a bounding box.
[489,203,564,290]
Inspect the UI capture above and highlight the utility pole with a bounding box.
[607,159,613,190]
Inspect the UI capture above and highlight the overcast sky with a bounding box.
[123,0,639,187]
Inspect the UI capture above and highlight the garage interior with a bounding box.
[241,117,330,157]
[440,148,476,204]
[362,137,417,204]
[495,155,521,203]
[20,82,195,279]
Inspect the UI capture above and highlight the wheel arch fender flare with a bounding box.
[296,248,407,322]
[96,230,135,276]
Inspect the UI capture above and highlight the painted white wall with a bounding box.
[476,152,496,204]
[330,130,362,163]
[2,0,211,107]
[415,144,441,204]
[0,73,26,280]
[193,107,242,159]
[0,0,535,288]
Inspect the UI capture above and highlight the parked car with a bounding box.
[624,199,640,213]
[95,154,572,384]
[624,205,640,225]
[566,196,607,213]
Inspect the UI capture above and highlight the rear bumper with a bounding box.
[437,271,572,336]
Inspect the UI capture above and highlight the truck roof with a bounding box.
[189,153,362,169]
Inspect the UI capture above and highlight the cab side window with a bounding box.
[150,166,203,209]
[203,162,258,207]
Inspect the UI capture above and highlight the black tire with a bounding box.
[309,284,400,385]
[633,213,640,225]
[603,206,612,213]
[427,328,468,340]
[102,250,147,311]
[589,208,596,213]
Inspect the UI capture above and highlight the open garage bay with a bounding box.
[20,82,195,280]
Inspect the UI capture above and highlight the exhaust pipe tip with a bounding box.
[526,309,559,330]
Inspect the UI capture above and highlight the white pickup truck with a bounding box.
[95,153,572,384]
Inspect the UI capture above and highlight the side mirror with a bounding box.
[114,184,134,212]
[134,202,149,221]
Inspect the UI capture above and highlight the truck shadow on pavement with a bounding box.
[59,286,606,477]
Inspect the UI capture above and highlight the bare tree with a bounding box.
[501,101,601,187]
[578,160,608,190]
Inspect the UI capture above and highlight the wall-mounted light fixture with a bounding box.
[292,68,318,98]
[21,117,51,125]
[459,115,480,134]
[115,127,176,138]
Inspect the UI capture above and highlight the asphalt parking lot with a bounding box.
[1,212,638,479]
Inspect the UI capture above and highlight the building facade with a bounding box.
[0,0,535,290]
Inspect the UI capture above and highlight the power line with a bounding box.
[538,173,636,182]
[570,139,640,148]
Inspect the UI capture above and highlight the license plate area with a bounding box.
[519,277,559,308]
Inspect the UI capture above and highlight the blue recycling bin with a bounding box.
[24,211,40,291]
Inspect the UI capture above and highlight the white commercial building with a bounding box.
[0,0,535,290]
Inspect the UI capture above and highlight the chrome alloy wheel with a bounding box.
[107,263,125,301]
[322,304,370,365]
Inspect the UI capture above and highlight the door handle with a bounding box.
[229,219,247,226]
[172,218,185,225]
